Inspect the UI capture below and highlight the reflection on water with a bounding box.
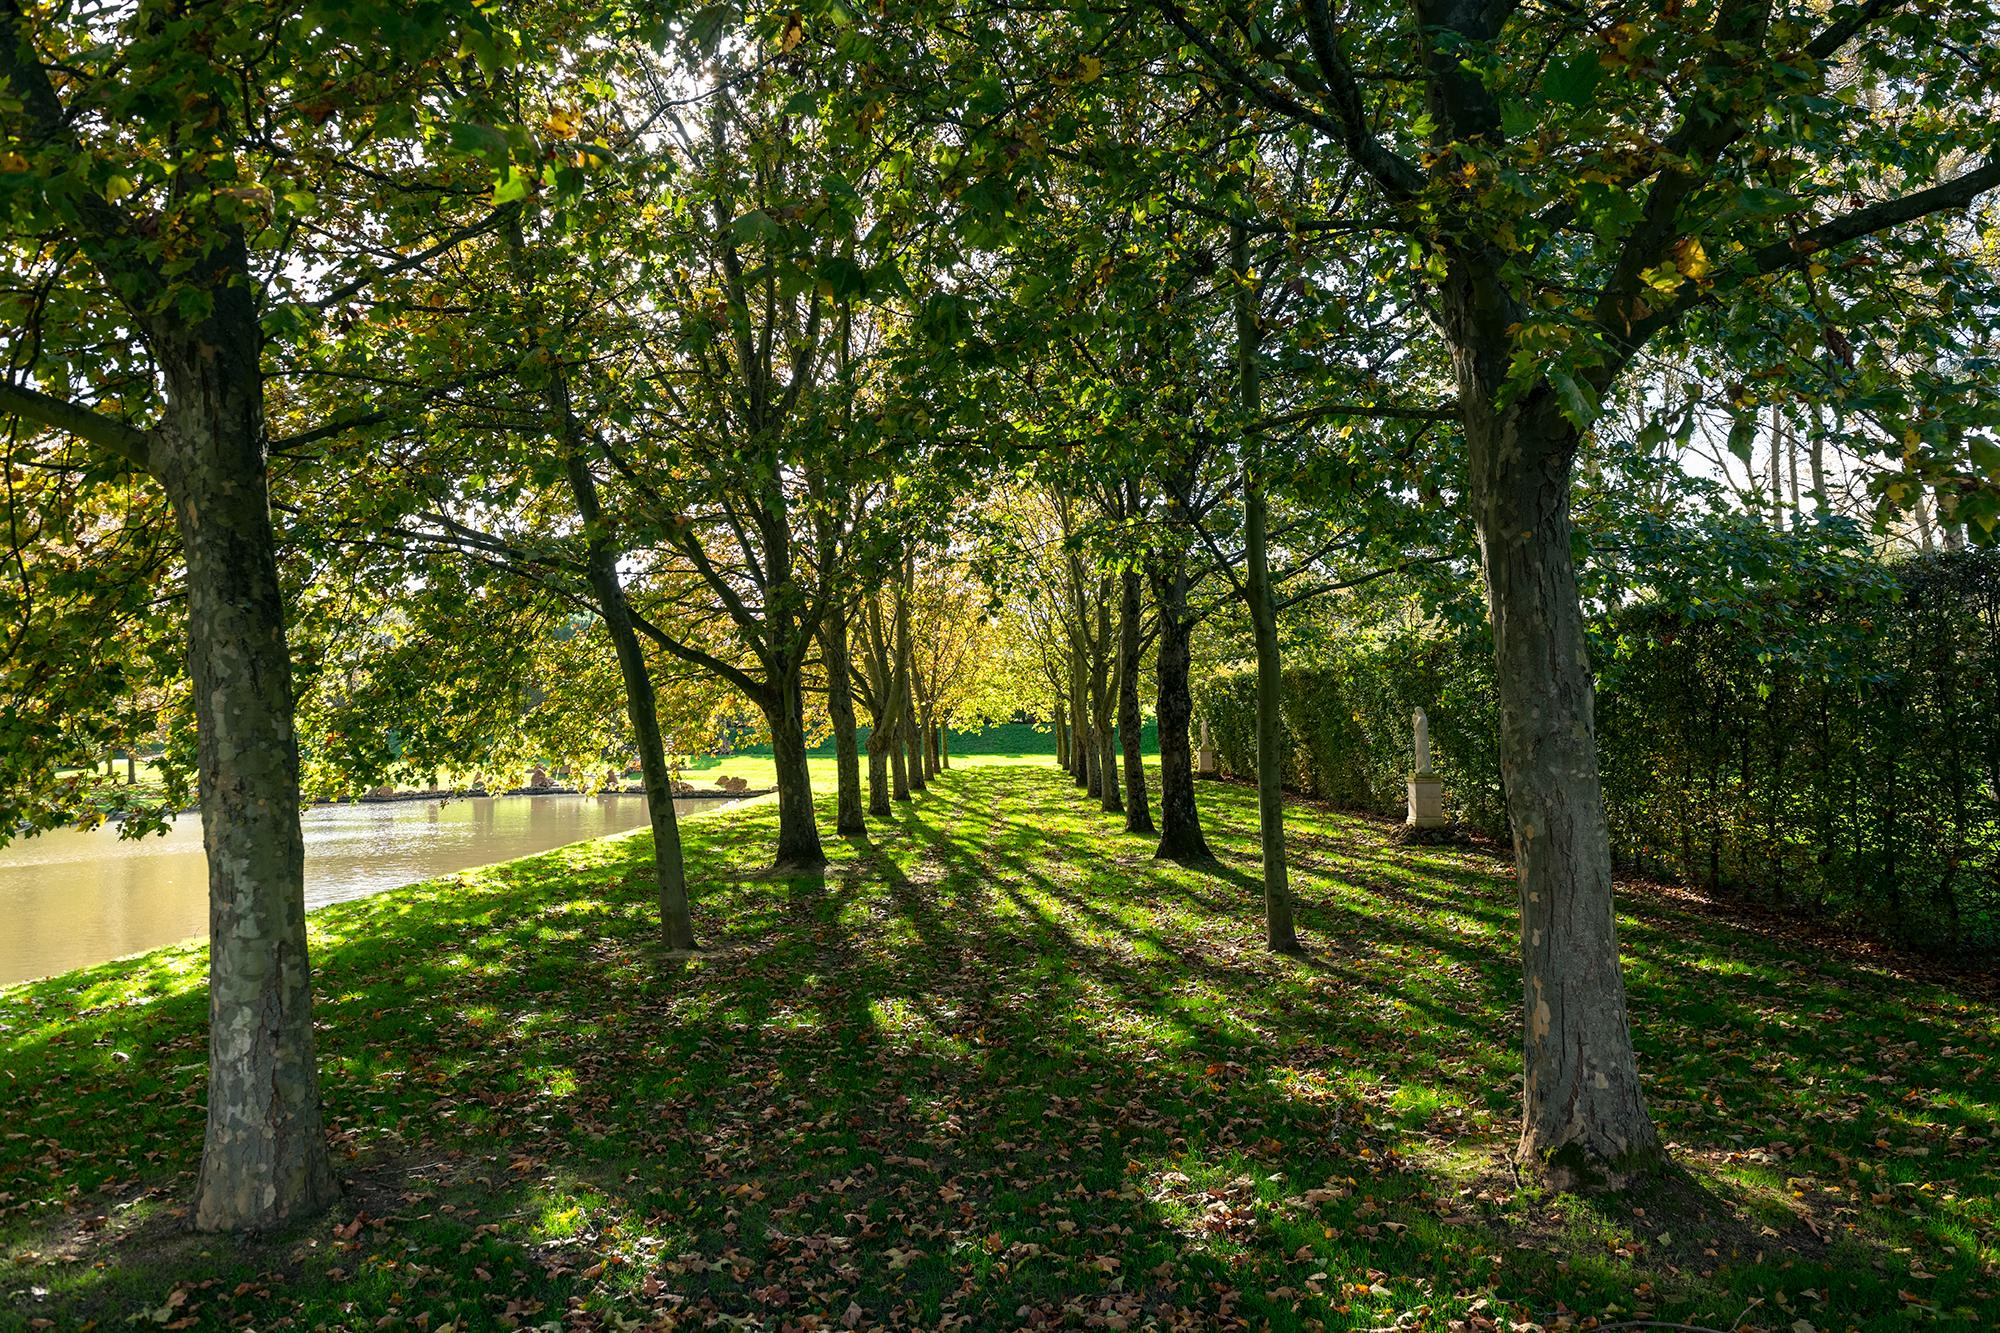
[0,794,729,986]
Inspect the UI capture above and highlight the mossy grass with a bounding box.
[2,761,1992,1330]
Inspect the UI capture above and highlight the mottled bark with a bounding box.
[820,605,865,836]
[1151,550,1211,862]
[563,448,696,950]
[1054,700,1070,770]
[765,665,826,870]
[1118,565,1153,834]
[152,316,335,1233]
[1448,259,1659,1187]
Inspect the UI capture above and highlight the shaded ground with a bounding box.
[1,761,1993,1331]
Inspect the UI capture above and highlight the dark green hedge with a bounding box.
[1197,552,2000,952]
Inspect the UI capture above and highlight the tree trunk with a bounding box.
[865,718,893,817]
[1097,707,1122,813]
[895,575,926,794]
[904,699,928,793]
[820,605,865,836]
[152,327,336,1233]
[1464,380,1660,1190]
[1785,413,1801,519]
[1095,592,1122,814]
[563,450,697,951]
[1809,412,1828,513]
[1118,566,1153,833]
[1768,404,1785,528]
[890,714,911,802]
[1244,469,1296,952]
[1070,648,1091,786]
[922,711,940,778]
[1151,551,1212,863]
[1234,221,1296,954]
[1054,700,1069,769]
[766,663,826,870]
[939,723,951,770]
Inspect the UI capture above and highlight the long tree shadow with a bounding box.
[2,763,1992,1331]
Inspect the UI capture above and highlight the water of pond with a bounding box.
[0,794,734,987]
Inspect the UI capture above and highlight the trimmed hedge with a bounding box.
[1197,552,2000,952]
[1199,643,1504,836]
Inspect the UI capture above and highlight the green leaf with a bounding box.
[1542,52,1604,110]
[446,121,511,158]
[1547,369,1599,428]
[492,166,531,206]
[815,255,869,299]
[1726,413,1758,464]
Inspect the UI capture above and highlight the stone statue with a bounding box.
[1407,707,1445,828]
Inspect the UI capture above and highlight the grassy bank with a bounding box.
[680,749,1056,793]
[1,761,1993,1330]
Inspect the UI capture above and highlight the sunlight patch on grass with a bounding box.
[3,762,1993,1330]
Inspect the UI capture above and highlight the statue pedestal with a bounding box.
[1407,774,1446,828]
[1195,744,1218,777]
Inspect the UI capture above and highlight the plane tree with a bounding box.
[1147,0,2000,1185]
[0,0,544,1229]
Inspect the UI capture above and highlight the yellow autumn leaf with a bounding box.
[0,151,28,172]
[1077,55,1103,83]
[1674,236,1710,280]
[1640,262,1683,294]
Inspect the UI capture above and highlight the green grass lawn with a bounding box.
[680,750,1061,792]
[1,761,1993,1331]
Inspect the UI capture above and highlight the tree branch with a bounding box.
[628,606,768,703]
[1749,157,2000,276]
[309,205,520,311]
[0,381,152,470]
[1298,0,1425,197]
